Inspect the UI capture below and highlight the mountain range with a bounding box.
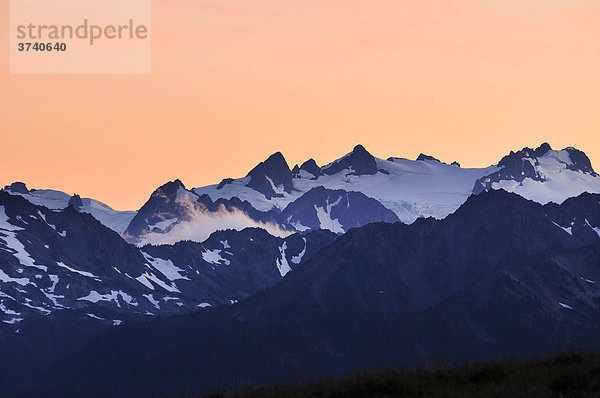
[1,142,600,397]
[5,142,600,246]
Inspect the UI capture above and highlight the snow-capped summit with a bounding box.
[292,159,322,179]
[159,179,187,195]
[123,179,197,242]
[245,152,293,199]
[414,154,460,167]
[300,159,321,178]
[124,179,292,246]
[192,144,497,224]
[473,143,600,204]
[321,144,377,176]
[416,153,441,162]
[67,194,83,210]
[191,142,600,228]
[7,142,600,245]
[2,182,135,234]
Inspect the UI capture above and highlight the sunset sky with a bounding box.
[1,0,599,210]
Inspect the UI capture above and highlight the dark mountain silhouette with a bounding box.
[6,190,600,398]
[246,152,294,199]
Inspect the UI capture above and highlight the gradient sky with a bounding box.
[1,0,599,210]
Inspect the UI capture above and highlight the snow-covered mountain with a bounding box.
[192,144,499,223]
[122,179,291,246]
[3,142,600,397]
[9,189,600,398]
[473,143,600,204]
[0,191,336,328]
[188,143,600,235]
[2,182,135,234]
[4,142,600,247]
[280,186,399,233]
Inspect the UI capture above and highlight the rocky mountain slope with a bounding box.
[3,189,600,398]
[0,191,336,329]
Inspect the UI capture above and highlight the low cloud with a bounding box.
[138,204,292,246]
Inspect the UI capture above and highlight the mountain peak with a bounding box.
[416,153,441,162]
[322,144,377,176]
[172,178,185,188]
[153,179,187,197]
[67,194,83,210]
[246,151,293,198]
[474,143,598,195]
[3,182,29,194]
[352,144,368,154]
[124,179,194,242]
[563,147,598,176]
[300,158,321,177]
[456,189,541,222]
[217,178,235,189]
[247,152,291,177]
[536,142,552,155]
[266,151,286,165]
[501,143,554,166]
[291,164,301,178]
[497,143,595,175]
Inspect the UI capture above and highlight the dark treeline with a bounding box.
[165,349,600,398]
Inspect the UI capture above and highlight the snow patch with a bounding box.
[585,219,600,238]
[22,302,51,315]
[78,290,136,308]
[78,290,120,305]
[0,301,19,316]
[0,230,47,271]
[290,238,307,264]
[136,272,181,293]
[201,249,230,266]
[42,291,64,308]
[57,262,100,280]
[314,200,344,234]
[0,206,21,231]
[265,176,286,196]
[276,242,292,277]
[558,302,573,310]
[3,317,23,324]
[143,294,161,309]
[289,220,310,232]
[47,275,59,292]
[143,252,189,281]
[119,291,138,306]
[551,221,573,236]
[0,269,30,286]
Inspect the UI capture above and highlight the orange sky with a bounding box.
[1,0,599,210]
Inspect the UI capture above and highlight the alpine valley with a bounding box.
[1,142,600,398]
